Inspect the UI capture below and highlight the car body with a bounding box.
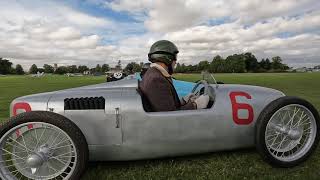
[10,76,285,161]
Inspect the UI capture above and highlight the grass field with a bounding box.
[0,73,320,180]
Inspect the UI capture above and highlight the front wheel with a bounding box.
[0,111,88,180]
[255,96,320,167]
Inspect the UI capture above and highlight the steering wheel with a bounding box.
[191,80,215,101]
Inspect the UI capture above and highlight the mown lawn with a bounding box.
[0,73,320,180]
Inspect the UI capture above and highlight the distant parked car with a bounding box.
[106,70,126,82]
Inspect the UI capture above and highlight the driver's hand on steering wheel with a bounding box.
[181,93,197,105]
[194,95,210,109]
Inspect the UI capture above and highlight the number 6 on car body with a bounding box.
[229,91,254,125]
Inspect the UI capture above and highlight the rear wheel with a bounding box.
[0,111,88,180]
[255,96,320,167]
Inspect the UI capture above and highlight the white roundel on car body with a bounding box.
[114,72,123,79]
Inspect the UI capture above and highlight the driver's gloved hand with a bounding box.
[194,95,210,109]
[181,93,197,105]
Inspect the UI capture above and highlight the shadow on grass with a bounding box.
[83,146,320,180]
[86,148,259,169]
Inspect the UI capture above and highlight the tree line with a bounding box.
[175,52,290,73]
[0,52,292,75]
[0,58,24,75]
[28,64,112,75]
[0,58,144,75]
[0,58,112,75]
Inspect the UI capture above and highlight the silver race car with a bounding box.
[0,74,319,180]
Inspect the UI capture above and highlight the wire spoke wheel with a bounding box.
[0,122,77,180]
[256,97,320,167]
[265,104,317,162]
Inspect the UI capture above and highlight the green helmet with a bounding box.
[148,40,179,65]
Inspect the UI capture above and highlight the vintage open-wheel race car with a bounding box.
[0,74,319,180]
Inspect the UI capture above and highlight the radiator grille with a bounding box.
[64,97,105,110]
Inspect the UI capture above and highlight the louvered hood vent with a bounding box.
[64,97,105,110]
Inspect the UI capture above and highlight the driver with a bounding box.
[140,40,209,112]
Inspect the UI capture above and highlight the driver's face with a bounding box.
[172,61,177,69]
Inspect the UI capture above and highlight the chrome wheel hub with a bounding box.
[272,124,302,140]
[26,144,52,169]
[287,128,303,140]
[27,153,44,169]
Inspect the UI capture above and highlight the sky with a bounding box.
[0,0,320,69]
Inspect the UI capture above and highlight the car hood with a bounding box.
[57,78,138,92]
[16,79,138,100]
[10,79,138,116]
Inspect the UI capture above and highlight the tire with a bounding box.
[0,111,89,180]
[255,96,320,167]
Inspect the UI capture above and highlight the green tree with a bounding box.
[265,58,272,70]
[15,64,24,75]
[29,64,38,74]
[101,64,110,73]
[225,54,246,73]
[124,62,141,74]
[67,65,78,73]
[271,56,283,70]
[244,52,259,72]
[54,66,68,74]
[43,64,54,73]
[0,58,13,74]
[78,65,89,73]
[181,63,187,73]
[197,60,210,71]
[187,65,198,72]
[10,67,16,74]
[175,63,182,73]
[175,63,188,73]
[259,58,266,71]
[37,68,45,73]
[95,64,102,73]
[210,55,225,73]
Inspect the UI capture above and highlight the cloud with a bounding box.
[107,0,320,32]
[0,0,319,69]
[0,0,118,68]
[113,10,320,66]
[160,11,320,65]
[106,0,228,32]
[48,27,82,40]
[61,7,112,28]
[105,0,151,12]
[68,35,100,49]
[0,1,112,30]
